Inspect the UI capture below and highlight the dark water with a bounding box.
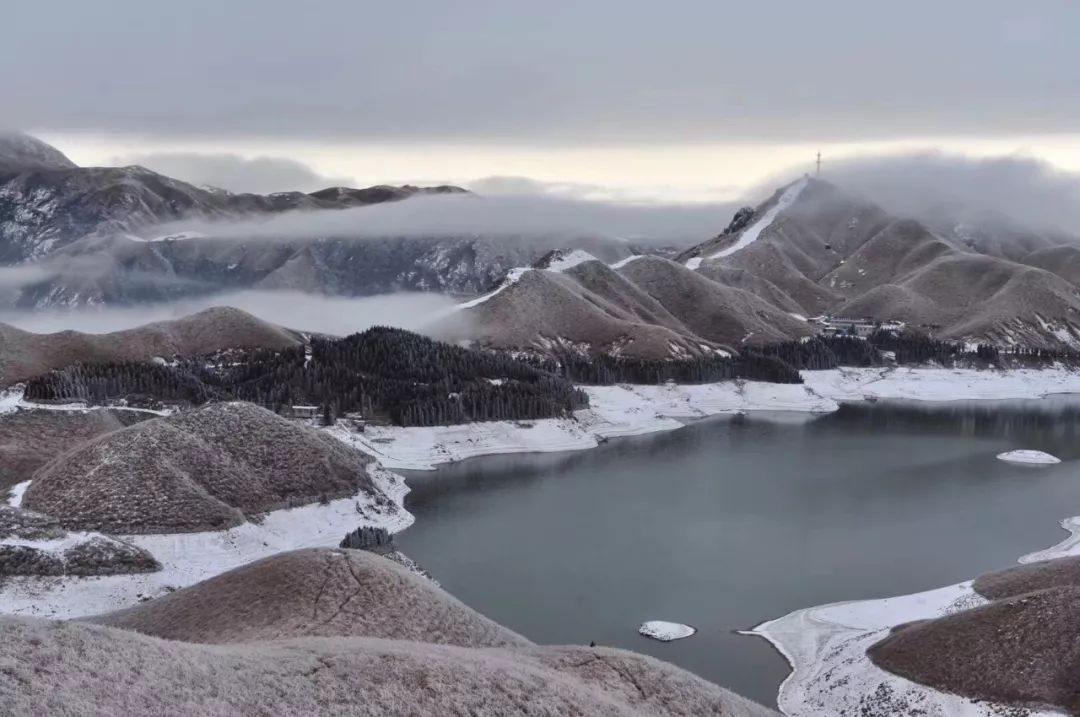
[396,398,1080,707]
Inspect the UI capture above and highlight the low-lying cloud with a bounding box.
[771,151,1080,236]
[111,152,355,195]
[144,192,737,247]
[0,291,461,337]
[467,175,739,204]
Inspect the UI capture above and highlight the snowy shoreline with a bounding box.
[743,369,1080,717]
[746,516,1080,717]
[0,466,413,619]
[328,366,1080,471]
[4,364,1080,693]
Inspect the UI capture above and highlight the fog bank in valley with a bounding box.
[0,291,462,338]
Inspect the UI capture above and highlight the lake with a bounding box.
[396,398,1080,707]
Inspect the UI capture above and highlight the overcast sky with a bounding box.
[6,1,1080,199]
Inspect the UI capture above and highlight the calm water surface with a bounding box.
[396,399,1080,706]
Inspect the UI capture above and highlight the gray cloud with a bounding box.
[112,153,354,194]
[786,152,1080,235]
[467,175,739,203]
[144,193,737,246]
[3,1,1077,143]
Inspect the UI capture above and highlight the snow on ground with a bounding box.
[996,449,1061,465]
[0,386,171,417]
[750,367,1080,716]
[804,366,1080,402]
[7,361,1080,686]
[458,268,529,309]
[750,540,1075,717]
[328,380,839,470]
[328,419,601,472]
[324,368,1080,472]
[711,177,808,260]
[0,466,412,619]
[744,582,1026,717]
[1,531,120,557]
[684,256,703,270]
[6,480,30,508]
[610,254,644,269]
[0,388,25,415]
[639,621,696,642]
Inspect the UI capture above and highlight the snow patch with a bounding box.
[639,621,696,642]
[6,481,31,508]
[684,257,703,270]
[710,177,808,260]
[803,366,1080,402]
[323,369,1080,472]
[747,582,1004,716]
[0,386,170,417]
[1,532,112,557]
[0,466,412,619]
[458,268,529,309]
[996,449,1061,465]
[611,254,645,269]
[327,380,838,471]
[544,249,597,273]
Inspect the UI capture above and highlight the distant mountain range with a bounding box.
[0,133,633,306]
[443,250,814,357]
[5,133,1080,352]
[446,177,1080,356]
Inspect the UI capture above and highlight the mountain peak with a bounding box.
[0,132,77,173]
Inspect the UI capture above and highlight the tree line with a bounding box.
[25,327,589,427]
[23,326,1080,427]
[524,352,804,385]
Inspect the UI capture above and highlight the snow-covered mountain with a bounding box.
[0,134,637,305]
[6,133,1080,352]
[675,177,1080,350]
[0,132,77,174]
[0,136,469,265]
[442,249,814,358]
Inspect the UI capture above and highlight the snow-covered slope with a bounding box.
[448,253,813,359]
[675,176,1080,349]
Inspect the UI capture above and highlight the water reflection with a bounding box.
[398,398,1080,707]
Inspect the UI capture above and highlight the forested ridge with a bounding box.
[25,327,589,427]
[23,327,1080,427]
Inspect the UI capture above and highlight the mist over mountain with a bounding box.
[6,134,1080,354]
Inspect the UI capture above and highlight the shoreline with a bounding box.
[327,366,1080,471]
[748,471,1080,717]
[0,465,413,619]
[3,365,1080,696]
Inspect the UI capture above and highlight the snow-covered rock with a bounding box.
[639,621,696,642]
[541,249,598,273]
[996,449,1061,465]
